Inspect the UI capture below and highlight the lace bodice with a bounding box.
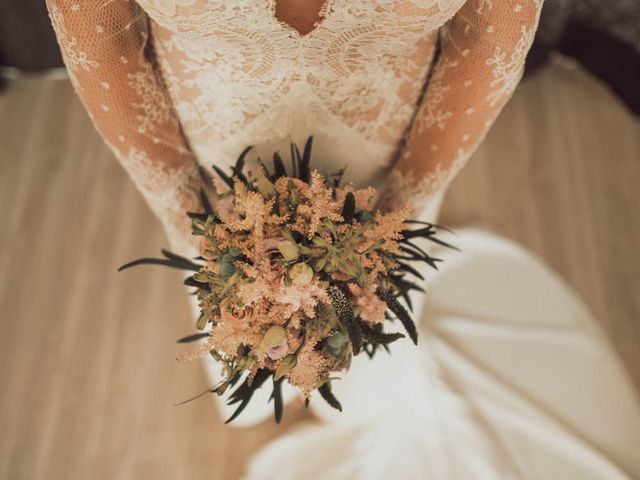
[46,0,543,257]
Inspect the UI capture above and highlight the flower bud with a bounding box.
[289,262,313,285]
[257,169,277,199]
[260,326,287,351]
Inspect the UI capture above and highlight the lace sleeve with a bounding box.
[46,0,205,257]
[376,0,543,217]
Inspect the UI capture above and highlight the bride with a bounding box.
[47,0,640,478]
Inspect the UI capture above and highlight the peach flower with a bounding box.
[348,283,386,324]
[219,297,255,328]
[214,195,241,223]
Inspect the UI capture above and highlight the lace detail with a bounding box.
[127,62,178,138]
[122,147,203,257]
[47,0,542,239]
[46,0,206,256]
[140,0,467,150]
[379,0,543,215]
[49,5,99,85]
[486,23,536,106]
[413,57,458,132]
[374,148,467,219]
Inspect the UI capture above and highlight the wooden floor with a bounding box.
[1,58,638,479]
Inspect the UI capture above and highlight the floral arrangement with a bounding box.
[119,136,455,423]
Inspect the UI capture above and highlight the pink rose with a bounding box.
[219,297,255,327]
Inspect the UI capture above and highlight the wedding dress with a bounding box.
[47,0,640,478]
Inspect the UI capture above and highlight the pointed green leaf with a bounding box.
[318,381,342,412]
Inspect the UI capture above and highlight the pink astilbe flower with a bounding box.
[363,203,412,254]
[287,342,331,397]
[214,195,241,223]
[335,184,377,211]
[295,170,343,238]
[272,280,330,318]
[207,321,263,358]
[176,322,262,364]
[348,282,386,325]
[274,176,309,198]
[237,275,274,306]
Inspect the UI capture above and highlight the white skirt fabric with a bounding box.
[189,228,640,479]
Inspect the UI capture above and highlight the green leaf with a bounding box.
[278,242,299,261]
[176,332,211,344]
[218,259,235,278]
[341,192,356,223]
[313,256,327,272]
[290,142,299,178]
[281,227,295,242]
[257,167,277,199]
[270,377,284,424]
[318,381,342,412]
[356,210,374,225]
[259,326,287,351]
[212,164,234,188]
[184,277,210,292]
[360,322,405,346]
[225,369,271,424]
[200,187,214,215]
[325,331,349,356]
[257,157,275,182]
[273,152,287,178]
[232,145,253,184]
[300,136,313,183]
[396,262,425,281]
[117,249,202,273]
[196,313,208,330]
[376,288,418,345]
[274,354,297,381]
[287,179,300,208]
[187,210,209,222]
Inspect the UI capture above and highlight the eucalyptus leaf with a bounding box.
[274,354,297,381]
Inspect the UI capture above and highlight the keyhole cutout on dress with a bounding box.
[272,0,331,37]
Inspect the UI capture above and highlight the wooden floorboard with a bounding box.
[0,58,638,479]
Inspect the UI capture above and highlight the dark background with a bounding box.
[0,1,62,71]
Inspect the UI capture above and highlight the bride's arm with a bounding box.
[46,0,205,257]
[376,0,543,216]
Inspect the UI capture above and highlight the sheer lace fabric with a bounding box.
[47,0,543,253]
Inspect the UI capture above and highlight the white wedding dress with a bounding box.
[47,0,640,478]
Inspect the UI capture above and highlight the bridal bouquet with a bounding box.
[119,136,454,423]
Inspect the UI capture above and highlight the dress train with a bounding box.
[238,228,640,479]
